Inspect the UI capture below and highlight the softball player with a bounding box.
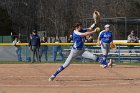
[49,22,100,81]
[13,37,22,62]
[97,24,113,68]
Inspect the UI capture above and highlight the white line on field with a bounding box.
[6,75,139,80]
[7,75,96,78]
[0,81,140,87]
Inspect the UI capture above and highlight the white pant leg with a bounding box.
[82,51,97,61]
[63,49,84,68]
[101,42,110,55]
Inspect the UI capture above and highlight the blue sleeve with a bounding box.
[99,32,103,39]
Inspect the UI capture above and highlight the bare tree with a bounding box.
[0,0,140,40]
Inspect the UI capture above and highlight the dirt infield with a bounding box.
[0,64,140,93]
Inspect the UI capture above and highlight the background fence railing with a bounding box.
[0,42,140,63]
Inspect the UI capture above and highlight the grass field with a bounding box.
[0,61,140,66]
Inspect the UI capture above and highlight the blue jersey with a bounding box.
[99,30,113,43]
[29,35,40,46]
[72,28,87,50]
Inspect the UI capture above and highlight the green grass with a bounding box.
[0,61,28,64]
[0,61,140,66]
[0,61,64,64]
[117,62,140,66]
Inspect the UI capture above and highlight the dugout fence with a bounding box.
[0,42,140,63]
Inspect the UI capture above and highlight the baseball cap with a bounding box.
[131,30,135,33]
[32,29,37,33]
[104,24,110,28]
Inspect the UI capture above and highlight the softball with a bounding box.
[95,27,100,32]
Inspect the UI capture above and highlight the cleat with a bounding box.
[100,64,107,68]
[48,75,56,81]
[108,59,113,68]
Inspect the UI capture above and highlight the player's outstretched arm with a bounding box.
[87,23,100,32]
[87,23,96,31]
[80,28,97,37]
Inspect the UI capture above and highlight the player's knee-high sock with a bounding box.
[96,56,103,64]
[96,56,100,63]
[53,66,65,77]
[101,55,107,65]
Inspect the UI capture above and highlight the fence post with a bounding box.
[118,45,120,63]
[24,45,28,62]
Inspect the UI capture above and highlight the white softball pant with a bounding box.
[62,49,97,68]
[101,42,110,55]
